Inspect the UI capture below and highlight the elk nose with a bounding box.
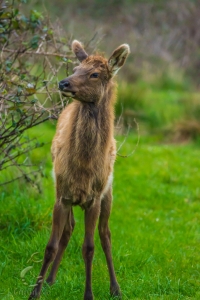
[59,80,70,91]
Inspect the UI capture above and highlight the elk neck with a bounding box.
[69,82,116,164]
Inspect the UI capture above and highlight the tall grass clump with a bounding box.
[116,70,200,140]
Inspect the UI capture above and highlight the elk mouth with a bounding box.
[61,91,76,98]
[59,89,76,98]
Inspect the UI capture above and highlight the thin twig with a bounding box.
[2,48,74,59]
[117,118,140,158]
[0,170,39,186]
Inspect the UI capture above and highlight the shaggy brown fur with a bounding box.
[53,86,116,206]
[29,40,130,300]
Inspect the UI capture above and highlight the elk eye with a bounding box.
[90,73,99,78]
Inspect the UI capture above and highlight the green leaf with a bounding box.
[16,108,23,114]
[14,97,21,103]
[31,99,38,104]
[30,10,43,22]
[13,8,19,17]
[0,12,11,19]
[0,27,5,33]
[17,87,23,93]
[30,35,40,49]
[12,120,16,127]
[12,20,19,29]
[2,89,7,95]
[26,87,36,94]
[20,74,26,80]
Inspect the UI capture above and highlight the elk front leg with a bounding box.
[98,188,121,298]
[28,201,71,299]
[82,200,101,300]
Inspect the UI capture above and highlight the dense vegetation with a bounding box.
[0,0,72,186]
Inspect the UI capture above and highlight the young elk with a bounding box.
[29,40,130,300]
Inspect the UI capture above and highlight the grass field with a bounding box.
[0,123,200,300]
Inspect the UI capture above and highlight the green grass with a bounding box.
[0,124,200,300]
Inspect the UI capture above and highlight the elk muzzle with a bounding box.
[59,79,76,97]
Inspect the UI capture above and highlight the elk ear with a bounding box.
[108,44,130,76]
[72,40,88,62]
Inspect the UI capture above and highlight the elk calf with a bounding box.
[29,40,130,300]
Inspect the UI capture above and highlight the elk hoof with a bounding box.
[28,289,40,299]
[46,276,55,286]
[84,290,94,300]
[110,284,122,299]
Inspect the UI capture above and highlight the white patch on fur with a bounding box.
[101,172,113,199]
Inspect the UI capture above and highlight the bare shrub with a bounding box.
[0,1,75,187]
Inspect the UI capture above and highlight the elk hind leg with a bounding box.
[98,188,121,298]
[82,200,101,300]
[46,207,75,285]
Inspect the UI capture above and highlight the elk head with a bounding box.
[59,40,130,103]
